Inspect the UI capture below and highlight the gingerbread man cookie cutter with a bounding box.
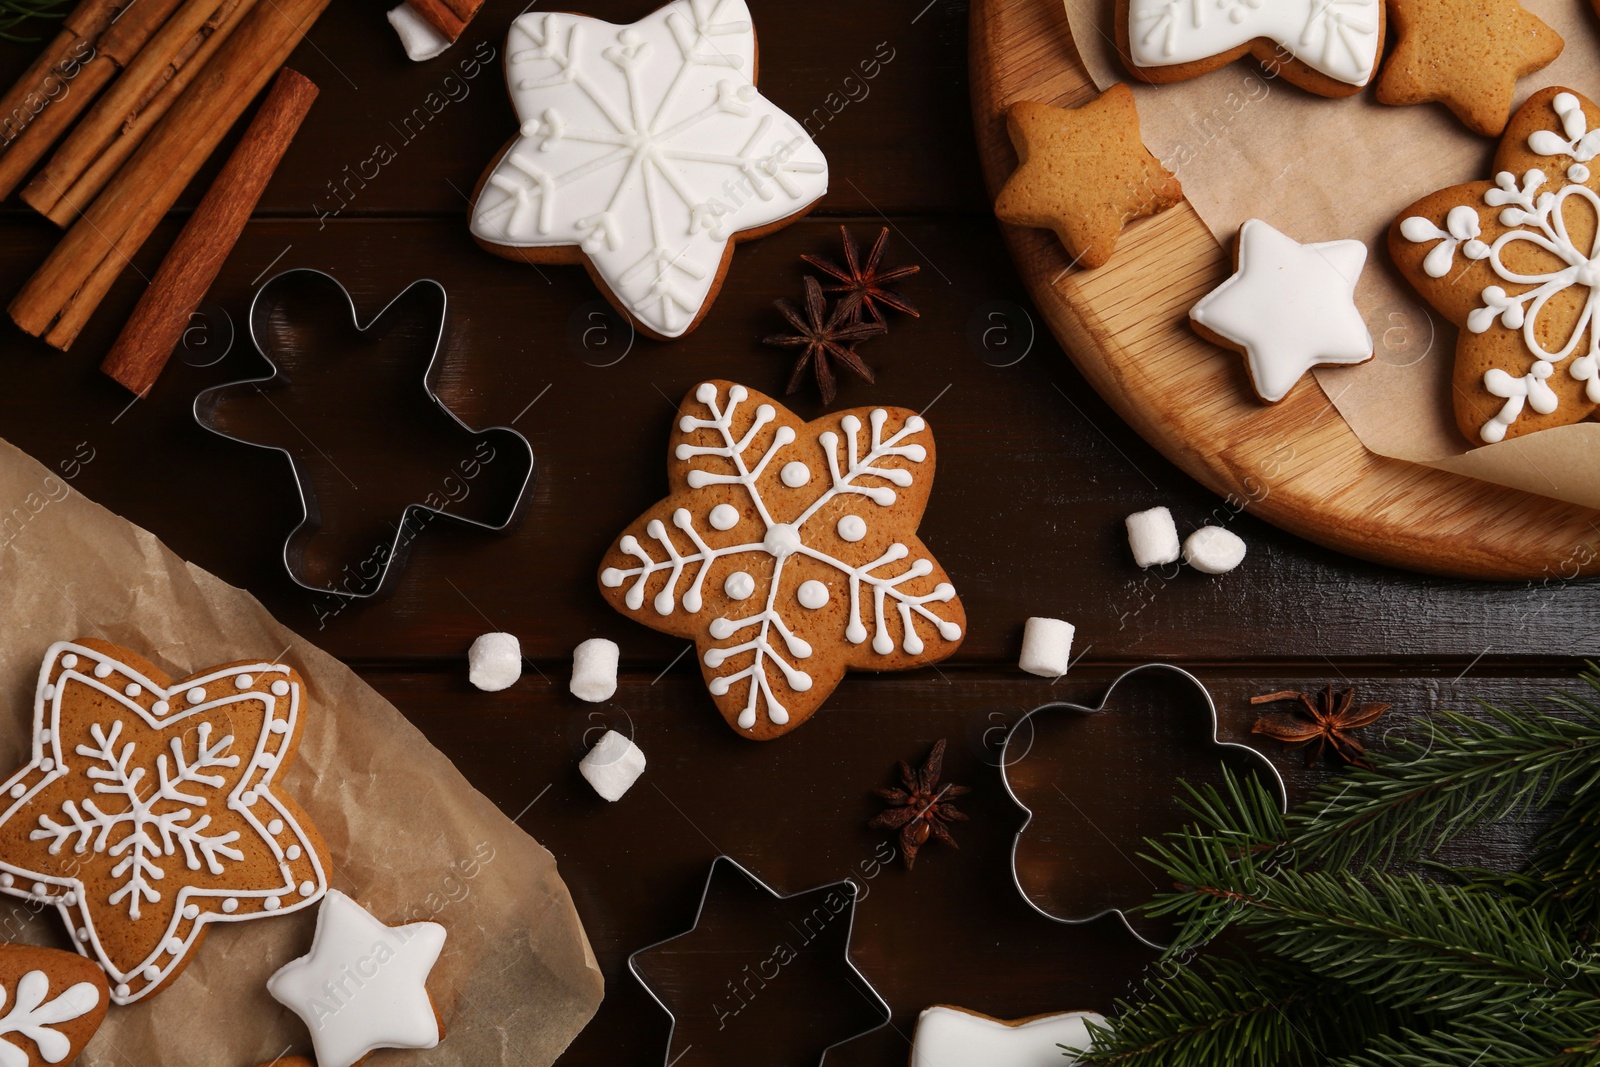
[1000,663,1286,949]
[193,268,536,599]
[627,855,891,1066]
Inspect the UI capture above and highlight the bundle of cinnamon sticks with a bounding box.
[0,0,330,360]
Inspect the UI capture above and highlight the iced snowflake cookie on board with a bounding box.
[0,640,330,1005]
[909,1006,1104,1066]
[1375,0,1561,136]
[469,0,828,341]
[1117,0,1386,97]
[1391,87,1600,444]
[597,381,965,740]
[0,944,107,1067]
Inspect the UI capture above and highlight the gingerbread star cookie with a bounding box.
[994,87,1182,270]
[597,381,965,740]
[1118,0,1385,97]
[1392,87,1600,444]
[0,945,108,1066]
[1190,219,1373,403]
[1376,0,1562,136]
[0,640,330,1004]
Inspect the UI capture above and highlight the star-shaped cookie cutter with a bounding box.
[1000,663,1286,949]
[192,268,536,599]
[628,855,891,1066]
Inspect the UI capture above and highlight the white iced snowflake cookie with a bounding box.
[0,639,330,1005]
[597,381,965,740]
[268,890,447,1067]
[1190,218,1373,403]
[1118,0,1384,96]
[910,1005,1105,1067]
[470,0,828,340]
[1391,87,1600,445]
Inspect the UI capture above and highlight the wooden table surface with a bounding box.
[0,2,1595,1064]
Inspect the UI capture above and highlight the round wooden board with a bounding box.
[968,0,1600,580]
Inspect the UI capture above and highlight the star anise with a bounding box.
[1250,685,1391,768]
[763,275,885,405]
[869,738,970,869]
[801,225,920,327]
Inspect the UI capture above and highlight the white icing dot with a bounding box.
[62,891,75,906]
[724,571,756,600]
[286,845,302,861]
[0,874,12,888]
[271,680,290,696]
[265,896,281,911]
[93,662,112,679]
[241,791,258,805]
[152,701,169,715]
[30,882,44,895]
[8,786,22,799]
[298,881,315,897]
[59,654,76,669]
[837,515,867,542]
[797,580,830,610]
[182,904,198,920]
[143,965,160,981]
[124,683,141,697]
[41,684,54,701]
[269,719,289,734]
[708,503,740,530]
[38,759,52,773]
[114,984,129,998]
[166,938,183,955]
[1572,163,1591,183]
[37,730,48,743]
[235,675,253,689]
[267,819,284,835]
[186,688,205,704]
[222,898,238,913]
[780,461,811,487]
[75,928,86,942]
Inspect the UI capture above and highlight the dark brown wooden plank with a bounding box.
[364,665,1583,1066]
[0,216,1594,662]
[0,0,983,221]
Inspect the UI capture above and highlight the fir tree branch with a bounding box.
[1331,996,1600,1067]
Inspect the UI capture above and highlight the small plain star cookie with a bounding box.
[1117,0,1386,97]
[994,86,1182,271]
[1376,0,1562,136]
[1190,219,1373,403]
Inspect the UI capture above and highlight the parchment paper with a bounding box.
[0,435,603,1065]
[1063,0,1600,510]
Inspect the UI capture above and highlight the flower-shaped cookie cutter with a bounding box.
[1000,663,1285,948]
[628,855,891,1066]
[192,268,536,599]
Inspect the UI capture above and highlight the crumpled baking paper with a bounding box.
[0,435,602,1065]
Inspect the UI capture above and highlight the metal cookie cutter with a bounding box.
[628,855,891,1066]
[1000,663,1286,949]
[193,268,536,599]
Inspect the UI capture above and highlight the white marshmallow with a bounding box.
[579,730,646,802]
[467,632,521,692]
[570,638,619,703]
[387,3,451,62]
[1019,616,1075,678]
[1125,507,1181,568]
[1184,526,1247,575]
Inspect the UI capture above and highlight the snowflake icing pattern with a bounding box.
[0,641,328,1004]
[598,382,965,738]
[1397,89,1600,443]
[1130,0,1380,84]
[470,0,828,340]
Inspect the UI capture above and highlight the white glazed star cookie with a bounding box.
[1190,219,1373,403]
[470,0,828,340]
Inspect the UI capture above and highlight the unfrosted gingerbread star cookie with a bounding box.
[597,381,965,739]
[1118,0,1385,97]
[994,87,1182,271]
[1190,219,1372,403]
[469,0,828,340]
[1392,87,1600,444]
[1376,0,1561,135]
[0,640,330,1004]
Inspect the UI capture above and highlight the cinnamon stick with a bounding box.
[0,0,188,199]
[8,0,331,349]
[407,0,465,42]
[0,0,131,146]
[22,0,251,219]
[102,68,317,396]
